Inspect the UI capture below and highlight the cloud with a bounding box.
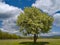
[32,0,60,26]
[0,0,3,2]
[0,1,23,33]
[40,31,60,36]
[2,17,19,33]
[53,13,60,26]
[0,2,23,20]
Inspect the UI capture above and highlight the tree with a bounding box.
[16,7,54,43]
[0,30,21,39]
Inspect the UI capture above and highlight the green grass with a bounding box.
[0,39,60,45]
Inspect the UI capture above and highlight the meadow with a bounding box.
[0,39,60,45]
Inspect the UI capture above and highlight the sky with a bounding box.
[0,0,60,36]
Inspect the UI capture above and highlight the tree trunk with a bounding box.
[34,34,38,44]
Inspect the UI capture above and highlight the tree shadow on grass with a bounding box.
[19,42,49,45]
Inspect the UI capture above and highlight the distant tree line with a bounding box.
[0,30,60,39]
[0,30,21,39]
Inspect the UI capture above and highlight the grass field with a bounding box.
[0,39,60,45]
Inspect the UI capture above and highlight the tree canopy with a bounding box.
[17,7,54,35]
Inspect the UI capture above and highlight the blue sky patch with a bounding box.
[5,0,36,9]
